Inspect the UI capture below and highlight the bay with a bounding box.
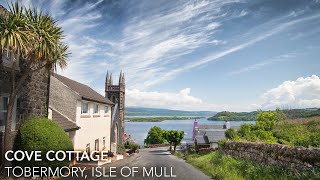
[124,117,255,145]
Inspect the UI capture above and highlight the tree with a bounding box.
[0,2,69,165]
[164,130,184,152]
[144,126,165,145]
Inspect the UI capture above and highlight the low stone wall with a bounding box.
[198,147,217,155]
[222,141,320,170]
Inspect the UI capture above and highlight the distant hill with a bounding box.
[208,108,320,121]
[125,107,216,117]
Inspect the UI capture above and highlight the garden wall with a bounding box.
[222,141,320,170]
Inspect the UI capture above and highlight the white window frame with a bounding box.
[104,106,109,114]
[95,139,99,151]
[0,96,9,127]
[0,94,17,132]
[81,102,89,114]
[93,104,99,114]
[103,137,106,147]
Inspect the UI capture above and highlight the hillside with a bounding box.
[208,108,320,121]
[125,107,216,117]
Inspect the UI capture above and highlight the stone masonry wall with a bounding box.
[0,62,50,157]
[222,141,320,170]
[49,76,80,121]
[19,68,50,121]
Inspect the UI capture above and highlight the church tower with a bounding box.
[105,71,125,152]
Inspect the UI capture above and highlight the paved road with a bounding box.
[96,147,211,180]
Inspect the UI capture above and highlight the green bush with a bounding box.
[225,128,238,140]
[14,118,73,168]
[233,110,320,148]
[123,141,139,151]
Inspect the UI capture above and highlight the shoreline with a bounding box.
[126,116,204,122]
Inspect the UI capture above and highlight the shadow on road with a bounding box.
[149,150,169,153]
[150,153,171,156]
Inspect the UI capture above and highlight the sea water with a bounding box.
[124,117,255,145]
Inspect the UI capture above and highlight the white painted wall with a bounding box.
[74,100,112,152]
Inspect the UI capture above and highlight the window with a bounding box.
[93,104,99,114]
[0,96,9,126]
[86,143,90,154]
[95,139,99,151]
[81,102,89,114]
[2,49,19,68]
[103,137,106,147]
[2,49,12,62]
[104,106,109,113]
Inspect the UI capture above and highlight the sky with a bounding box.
[2,0,320,112]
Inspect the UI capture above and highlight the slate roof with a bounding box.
[195,135,208,144]
[51,109,80,132]
[52,73,113,105]
[205,130,226,143]
[198,124,223,130]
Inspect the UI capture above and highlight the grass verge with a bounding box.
[175,151,320,180]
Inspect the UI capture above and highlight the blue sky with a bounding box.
[3,0,320,111]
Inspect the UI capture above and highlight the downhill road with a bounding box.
[96,147,211,180]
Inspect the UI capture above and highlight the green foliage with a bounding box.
[233,110,320,147]
[208,111,257,121]
[225,128,238,140]
[123,141,139,151]
[164,130,184,152]
[208,108,320,121]
[184,151,320,180]
[256,111,281,131]
[273,120,320,147]
[284,108,320,119]
[14,118,73,168]
[217,139,227,148]
[144,126,165,145]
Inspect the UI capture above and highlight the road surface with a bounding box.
[96,147,211,180]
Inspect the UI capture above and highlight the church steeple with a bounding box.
[122,73,125,85]
[109,73,113,85]
[119,71,123,84]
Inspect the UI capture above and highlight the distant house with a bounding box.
[194,124,239,149]
[49,73,114,153]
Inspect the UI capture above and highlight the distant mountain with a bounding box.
[207,108,320,121]
[125,107,216,117]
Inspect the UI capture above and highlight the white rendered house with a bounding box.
[48,73,114,153]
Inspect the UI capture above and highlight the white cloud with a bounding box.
[126,88,252,112]
[239,10,248,17]
[127,75,320,111]
[260,75,320,109]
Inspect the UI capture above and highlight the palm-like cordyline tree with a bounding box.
[0,2,69,165]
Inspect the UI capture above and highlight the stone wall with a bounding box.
[0,60,50,156]
[49,76,79,121]
[19,68,50,121]
[222,141,320,170]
